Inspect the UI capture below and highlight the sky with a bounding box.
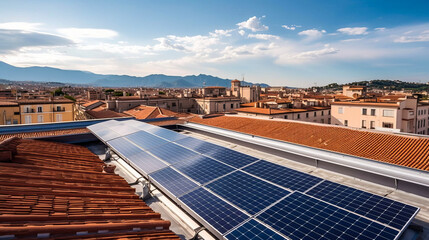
[0,0,429,87]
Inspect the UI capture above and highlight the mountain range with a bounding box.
[0,61,269,88]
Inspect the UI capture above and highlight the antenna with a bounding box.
[241,74,245,82]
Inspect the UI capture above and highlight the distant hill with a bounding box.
[321,80,429,91]
[0,61,269,88]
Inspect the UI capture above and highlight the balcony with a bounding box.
[24,109,35,113]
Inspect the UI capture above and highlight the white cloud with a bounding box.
[0,22,43,31]
[294,45,339,59]
[57,28,118,42]
[337,27,368,35]
[394,30,429,43]
[237,16,268,32]
[153,35,219,54]
[282,25,301,30]
[77,43,153,54]
[238,30,245,36]
[375,27,386,31]
[248,33,280,40]
[298,29,326,40]
[209,29,233,37]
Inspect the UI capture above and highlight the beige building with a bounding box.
[331,96,429,134]
[235,107,331,124]
[0,102,20,125]
[343,85,367,98]
[201,86,227,97]
[231,80,261,103]
[18,99,75,124]
[195,97,241,114]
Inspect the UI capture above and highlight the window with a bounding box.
[306,113,309,118]
[56,106,62,111]
[25,115,31,124]
[13,119,18,124]
[338,107,343,114]
[370,121,375,129]
[172,102,176,107]
[321,111,324,116]
[314,112,317,117]
[297,114,300,119]
[344,120,348,126]
[37,106,43,112]
[382,122,393,128]
[284,115,288,119]
[371,109,376,116]
[37,115,44,123]
[321,119,324,123]
[383,109,394,117]
[231,103,233,108]
[56,114,62,122]
[328,110,331,115]
[362,108,367,115]
[223,104,225,110]
[362,120,366,128]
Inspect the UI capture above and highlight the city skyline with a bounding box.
[1,0,429,87]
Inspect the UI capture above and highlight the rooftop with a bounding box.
[0,137,180,239]
[86,104,129,119]
[189,115,429,171]
[331,101,400,108]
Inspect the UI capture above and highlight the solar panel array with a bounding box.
[88,120,419,240]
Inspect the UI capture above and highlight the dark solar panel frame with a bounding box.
[256,192,400,240]
[178,188,250,238]
[306,180,420,231]
[243,160,323,192]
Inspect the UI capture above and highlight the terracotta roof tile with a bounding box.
[190,116,429,171]
[0,128,90,141]
[86,105,129,119]
[0,138,179,239]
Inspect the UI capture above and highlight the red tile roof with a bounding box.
[82,100,104,108]
[0,138,180,239]
[86,105,129,119]
[331,102,399,108]
[123,105,191,120]
[190,116,429,171]
[0,128,90,141]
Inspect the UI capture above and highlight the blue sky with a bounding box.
[0,0,429,87]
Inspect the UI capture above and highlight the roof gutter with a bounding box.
[183,122,429,188]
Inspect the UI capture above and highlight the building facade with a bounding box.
[195,97,241,114]
[18,99,75,124]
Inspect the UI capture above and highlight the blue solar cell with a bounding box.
[206,149,259,168]
[173,155,234,184]
[108,137,142,157]
[147,142,200,164]
[128,151,168,175]
[94,128,122,141]
[206,171,290,215]
[149,167,199,197]
[146,127,188,141]
[257,192,399,240]
[226,219,286,240]
[174,137,222,154]
[179,188,249,234]
[175,137,259,168]
[125,131,170,150]
[108,124,140,136]
[243,161,323,192]
[306,180,419,230]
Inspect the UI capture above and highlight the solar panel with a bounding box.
[225,219,286,240]
[206,149,259,168]
[172,155,235,184]
[243,160,323,192]
[93,128,123,141]
[87,119,120,132]
[175,137,222,153]
[127,151,168,176]
[257,192,399,240]
[122,120,157,131]
[125,131,170,150]
[206,171,290,215]
[108,124,141,136]
[175,137,259,168]
[107,137,142,157]
[146,127,189,141]
[149,167,199,197]
[147,142,200,164]
[306,180,419,230]
[179,188,249,235]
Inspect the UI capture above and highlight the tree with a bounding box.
[53,88,64,96]
[64,95,76,102]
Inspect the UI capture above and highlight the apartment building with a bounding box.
[18,99,75,124]
[0,102,20,125]
[235,106,331,124]
[342,85,367,98]
[331,96,429,134]
[195,97,241,114]
[231,80,261,103]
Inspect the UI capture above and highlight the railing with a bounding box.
[53,107,66,112]
[24,109,35,113]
